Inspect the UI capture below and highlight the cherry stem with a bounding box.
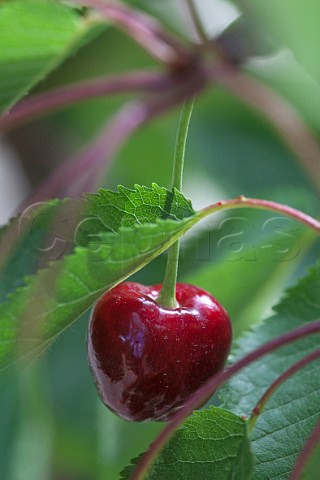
[290,419,320,480]
[172,100,195,192]
[157,100,194,309]
[185,0,208,44]
[248,348,320,432]
[199,196,320,233]
[131,319,320,480]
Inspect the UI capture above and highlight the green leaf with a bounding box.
[184,215,310,336]
[121,407,253,480]
[0,184,194,296]
[0,0,102,113]
[0,199,62,301]
[0,185,197,369]
[220,262,320,480]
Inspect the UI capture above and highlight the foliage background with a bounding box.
[0,0,319,478]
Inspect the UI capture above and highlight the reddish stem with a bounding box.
[72,0,192,67]
[131,319,320,480]
[0,70,181,133]
[185,0,209,44]
[290,420,320,480]
[200,196,320,233]
[249,349,320,430]
[218,71,320,196]
[18,100,143,206]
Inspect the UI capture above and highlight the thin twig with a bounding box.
[72,0,192,67]
[217,71,320,196]
[185,0,208,44]
[0,70,181,133]
[248,349,320,431]
[199,196,320,233]
[131,319,320,479]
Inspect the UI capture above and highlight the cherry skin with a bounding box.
[87,282,232,422]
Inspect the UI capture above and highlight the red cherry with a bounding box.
[87,282,232,422]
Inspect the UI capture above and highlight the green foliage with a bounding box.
[184,222,311,336]
[0,0,100,113]
[248,0,320,83]
[0,185,197,369]
[220,263,320,479]
[121,407,252,480]
[0,200,62,301]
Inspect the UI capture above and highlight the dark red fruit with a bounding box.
[87,282,232,422]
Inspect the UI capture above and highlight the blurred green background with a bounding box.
[1,0,320,478]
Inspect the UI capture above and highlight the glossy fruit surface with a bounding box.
[87,282,232,422]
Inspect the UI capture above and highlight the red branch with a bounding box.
[72,0,192,67]
[249,349,320,430]
[218,72,320,196]
[0,70,181,133]
[200,196,320,233]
